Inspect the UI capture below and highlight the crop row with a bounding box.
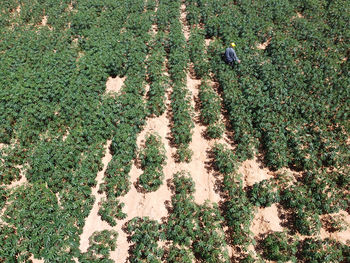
[166,0,194,162]
[138,133,166,192]
[185,4,225,140]
[99,0,154,230]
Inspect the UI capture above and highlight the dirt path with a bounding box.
[111,75,174,262]
[79,140,113,252]
[186,73,221,204]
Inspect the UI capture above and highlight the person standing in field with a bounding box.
[224,42,241,66]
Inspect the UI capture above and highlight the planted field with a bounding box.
[0,0,349,262]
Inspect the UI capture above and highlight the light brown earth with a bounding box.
[105,76,126,95]
[79,140,113,252]
[250,204,284,236]
[256,37,271,50]
[238,156,274,187]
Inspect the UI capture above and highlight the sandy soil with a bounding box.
[105,76,126,95]
[41,15,48,26]
[111,63,175,261]
[297,12,304,18]
[257,37,271,50]
[79,140,113,252]
[320,210,350,244]
[29,255,44,263]
[250,204,283,236]
[205,38,213,48]
[180,3,190,41]
[238,156,274,187]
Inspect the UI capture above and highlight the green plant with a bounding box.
[138,133,167,192]
[126,217,165,263]
[260,232,297,262]
[98,198,126,227]
[167,246,194,263]
[176,144,193,163]
[212,143,236,175]
[299,238,344,263]
[166,171,198,246]
[249,179,280,207]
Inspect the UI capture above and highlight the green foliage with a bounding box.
[212,143,236,175]
[167,171,198,246]
[199,81,224,138]
[299,238,345,263]
[3,183,80,261]
[188,27,208,78]
[138,133,167,192]
[249,179,280,207]
[176,144,193,163]
[98,198,126,227]
[167,246,194,263]
[81,230,118,262]
[223,175,254,247]
[192,202,229,263]
[260,232,297,262]
[0,224,31,262]
[0,186,6,210]
[146,32,168,117]
[126,217,165,263]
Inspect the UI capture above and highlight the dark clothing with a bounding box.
[224,47,239,63]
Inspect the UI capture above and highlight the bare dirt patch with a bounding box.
[250,204,283,237]
[238,156,274,187]
[180,3,190,41]
[105,76,126,95]
[41,15,48,26]
[79,140,113,252]
[29,255,44,263]
[257,37,271,50]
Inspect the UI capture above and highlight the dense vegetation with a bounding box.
[0,0,348,262]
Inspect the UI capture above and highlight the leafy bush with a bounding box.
[81,230,118,262]
[206,121,225,139]
[260,232,297,262]
[248,179,280,207]
[176,144,193,163]
[98,198,127,227]
[192,202,229,263]
[126,217,165,263]
[298,238,344,263]
[0,186,7,210]
[188,27,208,78]
[166,171,198,246]
[212,143,236,175]
[167,246,194,263]
[146,32,169,117]
[138,133,166,192]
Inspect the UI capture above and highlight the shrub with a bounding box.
[260,232,297,262]
[167,246,194,263]
[212,143,236,175]
[248,179,280,207]
[98,198,127,227]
